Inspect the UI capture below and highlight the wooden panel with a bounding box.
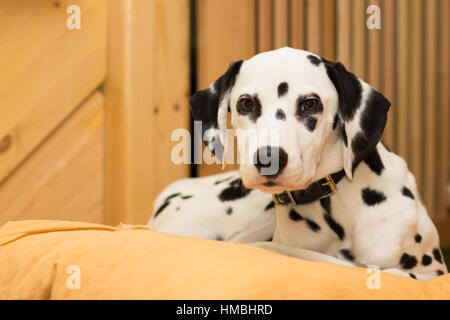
[367,0,381,90]
[435,219,450,249]
[197,0,256,177]
[0,91,104,226]
[336,0,351,67]
[381,0,395,150]
[274,0,288,48]
[321,0,335,61]
[291,0,306,50]
[105,0,190,225]
[395,0,409,160]
[409,0,423,187]
[352,0,366,79]
[438,0,450,219]
[257,0,273,52]
[424,0,438,215]
[306,0,321,54]
[0,0,106,183]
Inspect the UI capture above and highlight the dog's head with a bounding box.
[190,47,390,193]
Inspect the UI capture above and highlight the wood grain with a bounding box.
[291,0,306,50]
[336,0,351,67]
[0,0,106,184]
[196,0,256,177]
[105,0,190,225]
[424,0,438,216]
[395,0,409,160]
[274,0,288,48]
[321,0,335,61]
[438,0,450,219]
[306,0,321,54]
[367,0,381,90]
[409,0,423,188]
[381,0,395,150]
[352,0,366,79]
[257,0,273,52]
[0,91,104,226]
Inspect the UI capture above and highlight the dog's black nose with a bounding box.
[253,146,288,178]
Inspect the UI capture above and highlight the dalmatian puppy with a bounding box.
[149,47,447,281]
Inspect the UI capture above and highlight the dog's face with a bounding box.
[190,48,390,194]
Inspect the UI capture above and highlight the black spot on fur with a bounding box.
[176,206,180,211]
[359,89,391,137]
[276,109,286,121]
[265,201,275,211]
[433,248,443,264]
[361,188,387,206]
[422,254,432,266]
[402,186,415,200]
[320,197,345,240]
[322,59,362,122]
[216,235,224,241]
[323,214,345,241]
[332,114,340,130]
[364,149,384,175]
[218,178,252,201]
[341,126,348,147]
[340,249,355,261]
[399,253,418,270]
[307,55,322,66]
[304,117,317,132]
[305,219,321,232]
[350,90,390,171]
[289,209,303,221]
[250,94,263,123]
[289,209,320,232]
[350,132,371,172]
[214,176,233,185]
[320,197,332,213]
[226,207,233,215]
[409,273,417,280]
[437,270,444,276]
[414,234,422,243]
[278,82,289,97]
[181,195,194,200]
[164,192,181,202]
[154,201,170,218]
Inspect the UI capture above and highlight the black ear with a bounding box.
[322,59,391,179]
[189,60,243,161]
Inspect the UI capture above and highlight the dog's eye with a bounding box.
[238,97,254,112]
[302,98,319,110]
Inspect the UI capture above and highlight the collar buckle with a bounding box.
[320,175,337,199]
[272,191,299,206]
[272,171,342,206]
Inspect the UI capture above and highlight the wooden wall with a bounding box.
[104,0,190,225]
[0,0,106,225]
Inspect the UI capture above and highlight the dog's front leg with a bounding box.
[250,241,356,267]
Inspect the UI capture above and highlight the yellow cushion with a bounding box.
[1,220,449,299]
